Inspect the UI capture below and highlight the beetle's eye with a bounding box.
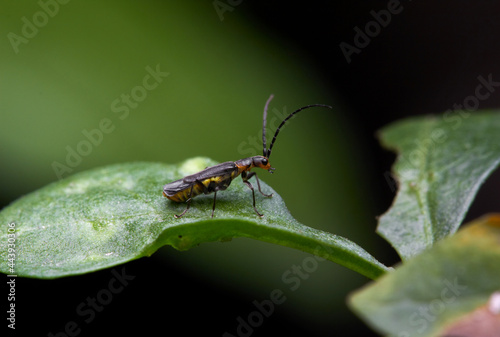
[262,158,268,165]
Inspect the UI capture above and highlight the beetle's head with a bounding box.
[252,156,275,173]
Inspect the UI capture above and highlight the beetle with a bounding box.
[163,95,332,218]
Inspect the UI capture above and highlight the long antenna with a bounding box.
[266,103,332,159]
[262,94,274,157]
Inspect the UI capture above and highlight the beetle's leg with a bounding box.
[211,191,217,218]
[241,172,264,217]
[174,199,191,218]
[245,171,273,198]
[174,185,194,218]
[176,180,217,218]
[192,179,218,218]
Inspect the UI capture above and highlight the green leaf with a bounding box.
[377,111,500,260]
[349,214,500,337]
[0,157,388,279]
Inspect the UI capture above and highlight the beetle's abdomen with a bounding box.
[163,175,234,203]
[164,186,202,203]
[163,178,203,203]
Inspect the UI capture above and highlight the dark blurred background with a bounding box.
[1,1,500,336]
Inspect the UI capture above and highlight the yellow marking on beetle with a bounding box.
[165,176,232,203]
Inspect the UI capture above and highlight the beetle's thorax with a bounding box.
[234,157,254,171]
[234,156,274,173]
